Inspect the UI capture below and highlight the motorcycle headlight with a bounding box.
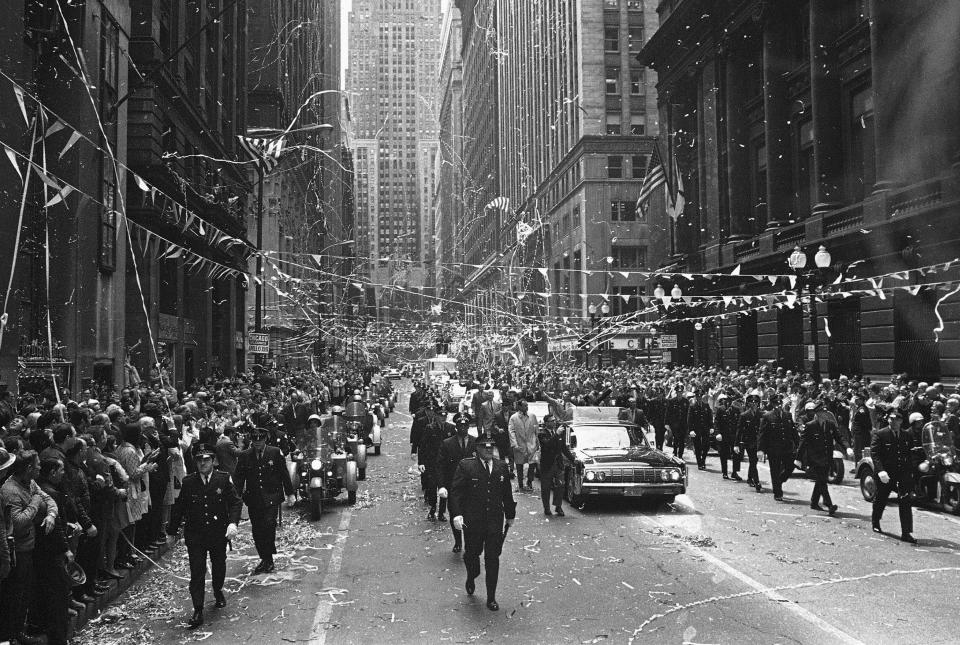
[311,459,323,471]
[585,471,596,482]
[944,456,954,467]
[326,471,334,477]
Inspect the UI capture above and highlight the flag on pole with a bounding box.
[485,196,511,211]
[635,143,665,215]
[237,135,285,173]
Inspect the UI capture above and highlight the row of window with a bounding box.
[606,67,646,95]
[604,25,645,53]
[607,155,648,179]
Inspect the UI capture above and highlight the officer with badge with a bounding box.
[233,427,295,574]
[166,443,242,629]
[449,438,516,611]
[437,413,476,551]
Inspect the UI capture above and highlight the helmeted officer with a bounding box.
[737,391,763,489]
[796,401,852,515]
[437,413,476,551]
[166,443,242,629]
[233,427,295,573]
[714,394,740,479]
[872,409,923,543]
[449,438,517,611]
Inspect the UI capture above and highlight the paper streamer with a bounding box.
[933,284,960,342]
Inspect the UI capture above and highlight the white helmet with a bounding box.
[908,412,925,425]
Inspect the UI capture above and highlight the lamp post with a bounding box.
[787,244,832,380]
[588,301,610,368]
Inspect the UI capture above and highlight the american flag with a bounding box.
[635,143,665,215]
[237,135,285,173]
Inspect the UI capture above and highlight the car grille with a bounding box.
[606,467,657,483]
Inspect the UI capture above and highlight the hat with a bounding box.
[804,401,819,411]
[192,443,216,459]
[307,414,323,424]
[908,412,925,424]
[0,448,15,472]
[251,427,270,441]
[477,438,497,450]
[64,560,87,587]
[453,412,470,425]
[716,394,728,401]
[886,409,903,419]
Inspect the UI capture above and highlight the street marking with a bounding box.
[639,515,865,645]
[308,507,353,644]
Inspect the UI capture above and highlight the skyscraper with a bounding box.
[348,0,441,291]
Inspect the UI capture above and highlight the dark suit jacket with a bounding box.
[797,418,845,467]
[448,456,516,534]
[736,408,761,448]
[870,426,922,484]
[437,435,476,488]
[233,446,294,505]
[167,470,242,546]
[759,407,798,455]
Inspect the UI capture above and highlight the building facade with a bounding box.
[454,0,663,355]
[640,0,960,379]
[436,6,464,294]
[245,0,348,369]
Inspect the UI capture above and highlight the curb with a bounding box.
[66,541,172,639]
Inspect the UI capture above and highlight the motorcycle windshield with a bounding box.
[923,424,954,460]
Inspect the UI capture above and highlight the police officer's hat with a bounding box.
[453,412,471,425]
[477,438,497,450]
[251,427,270,441]
[192,442,216,459]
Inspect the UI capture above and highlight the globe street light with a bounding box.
[787,244,833,380]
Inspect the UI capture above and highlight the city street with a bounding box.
[77,384,960,645]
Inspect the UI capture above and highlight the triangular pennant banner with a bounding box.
[13,86,28,125]
[4,146,22,182]
[59,131,81,159]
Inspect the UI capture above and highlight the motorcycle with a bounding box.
[920,421,960,513]
[289,413,359,519]
[856,437,936,507]
[343,400,374,476]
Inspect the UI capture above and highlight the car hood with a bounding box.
[576,446,683,467]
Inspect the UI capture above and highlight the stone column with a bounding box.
[809,0,844,215]
[868,0,906,192]
[762,7,793,229]
[723,40,752,240]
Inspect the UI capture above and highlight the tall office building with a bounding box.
[348,0,442,290]
[437,6,464,294]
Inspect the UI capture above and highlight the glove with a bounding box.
[418,464,426,473]
[438,487,448,499]
[225,523,238,540]
[794,460,803,469]
[286,494,297,507]
[846,447,855,459]
[85,525,98,538]
[878,470,890,484]
[452,515,465,530]
[733,446,741,455]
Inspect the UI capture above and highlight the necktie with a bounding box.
[487,460,492,475]
[203,475,209,487]
[461,438,466,452]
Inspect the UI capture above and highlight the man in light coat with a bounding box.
[508,399,539,490]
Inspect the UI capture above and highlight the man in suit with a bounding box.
[665,389,690,459]
[166,443,242,629]
[796,401,852,515]
[417,403,448,521]
[758,394,798,501]
[233,428,294,573]
[437,413,476,552]
[736,393,763,489]
[871,409,922,543]
[714,394,740,480]
[449,439,516,611]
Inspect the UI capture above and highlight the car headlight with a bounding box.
[659,469,670,481]
[311,459,323,471]
[944,456,954,467]
[670,470,681,481]
[585,471,596,481]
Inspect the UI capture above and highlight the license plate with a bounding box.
[624,488,646,496]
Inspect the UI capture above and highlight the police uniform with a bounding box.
[758,404,798,499]
[166,444,242,624]
[437,415,476,551]
[233,430,294,571]
[871,413,922,541]
[448,440,516,610]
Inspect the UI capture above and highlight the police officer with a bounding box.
[449,438,516,611]
[737,392,762,489]
[872,409,922,543]
[437,413,476,552]
[796,401,851,515]
[758,394,798,501]
[665,388,690,459]
[233,428,295,573]
[166,443,242,629]
[688,391,713,470]
[714,394,740,480]
[417,403,447,521]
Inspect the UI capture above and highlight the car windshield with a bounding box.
[574,425,646,450]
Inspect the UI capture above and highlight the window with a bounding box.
[605,67,620,95]
[628,27,644,51]
[604,25,620,52]
[630,69,644,95]
[795,119,814,219]
[631,155,647,179]
[751,139,767,231]
[605,0,620,7]
[631,117,646,135]
[572,205,581,230]
[610,245,646,268]
[848,87,876,202]
[606,112,621,134]
[607,155,623,178]
[627,0,643,9]
[611,200,637,221]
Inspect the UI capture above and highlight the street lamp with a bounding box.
[787,244,833,380]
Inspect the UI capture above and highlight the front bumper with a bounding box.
[582,482,685,497]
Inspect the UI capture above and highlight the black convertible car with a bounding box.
[563,421,687,507]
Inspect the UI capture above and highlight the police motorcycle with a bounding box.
[289,410,359,519]
[345,395,380,469]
